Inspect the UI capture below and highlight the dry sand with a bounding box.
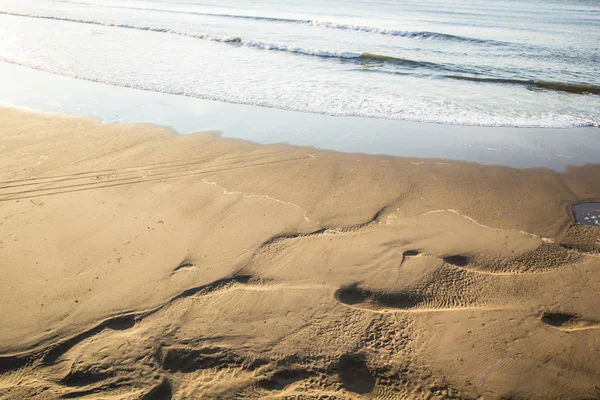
[0,107,599,399]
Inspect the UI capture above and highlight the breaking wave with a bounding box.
[0,9,500,44]
[446,75,600,95]
[0,11,452,70]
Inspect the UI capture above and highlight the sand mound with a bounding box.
[1,107,600,399]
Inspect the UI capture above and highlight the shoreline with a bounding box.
[3,51,600,129]
[1,107,600,399]
[6,102,600,176]
[2,61,600,171]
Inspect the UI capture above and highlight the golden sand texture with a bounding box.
[0,107,599,399]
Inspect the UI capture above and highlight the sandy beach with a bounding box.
[1,107,600,399]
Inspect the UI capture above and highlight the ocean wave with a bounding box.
[242,41,361,59]
[0,11,445,69]
[2,11,596,97]
[311,21,498,44]
[532,80,600,95]
[1,56,598,129]
[446,75,600,95]
[0,8,496,45]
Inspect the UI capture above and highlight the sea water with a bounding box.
[0,0,599,128]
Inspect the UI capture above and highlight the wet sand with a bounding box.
[3,61,600,171]
[1,107,599,399]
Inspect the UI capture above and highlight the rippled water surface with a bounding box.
[0,0,599,127]
[572,203,600,227]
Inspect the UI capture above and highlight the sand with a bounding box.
[0,107,599,399]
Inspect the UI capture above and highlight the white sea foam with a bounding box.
[242,40,360,58]
[2,52,598,129]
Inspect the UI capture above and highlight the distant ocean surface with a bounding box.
[0,0,599,127]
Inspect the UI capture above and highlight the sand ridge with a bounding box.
[1,107,600,399]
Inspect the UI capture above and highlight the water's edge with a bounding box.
[1,61,599,172]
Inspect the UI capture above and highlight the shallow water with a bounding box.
[572,203,600,227]
[0,0,599,127]
[2,61,600,171]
